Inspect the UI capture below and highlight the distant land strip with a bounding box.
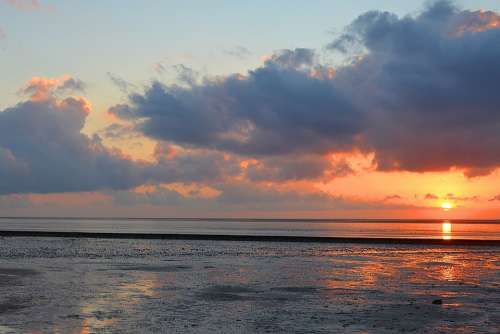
[0,231,499,246]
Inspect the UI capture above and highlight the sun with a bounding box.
[441,202,453,211]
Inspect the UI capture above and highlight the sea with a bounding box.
[0,217,499,240]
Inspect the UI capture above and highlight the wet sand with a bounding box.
[0,237,499,333]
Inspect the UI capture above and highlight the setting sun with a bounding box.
[441,202,453,211]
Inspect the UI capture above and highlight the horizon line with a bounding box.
[1,216,500,224]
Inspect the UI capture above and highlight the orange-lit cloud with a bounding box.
[162,182,221,199]
[453,9,500,35]
[20,75,86,101]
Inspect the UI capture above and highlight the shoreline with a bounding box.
[1,230,499,246]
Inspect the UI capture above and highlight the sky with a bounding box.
[1,0,500,218]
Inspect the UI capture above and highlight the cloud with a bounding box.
[330,1,500,175]
[19,75,86,101]
[268,48,317,69]
[107,181,413,213]
[0,96,146,194]
[0,27,5,40]
[110,186,185,207]
[0,77,242,195]
[452,8,500,35]
[424,193,439,200]
[109,49,361,157]
[444,193,479,201]
[488,194,500,202]
[384,194,402,201]
[172,64,199,87]
[6,1,500,208]
[244,155,353,182]
[98,123,139,141]
[223,46,252,59]
[214,182,358,211]
[147,145,241,184]
[107,72,136,94]
[423,192,479,201]
[109,2,500,177]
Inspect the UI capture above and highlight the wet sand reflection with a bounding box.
[0,237,496,333]
[76,271,161,334]
[322,245,491,298]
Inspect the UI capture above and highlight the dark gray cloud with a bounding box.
[331,1,500,174]
[107,72,136,94]
[0,96,240,194]
[58,77,86,93]
[267,48,316,69]
[245,155,353,182]
[147,145,241,184]
[0,98,144,194]
[109,49,361,157]
[110,1,500,177]
[172,64,199,87]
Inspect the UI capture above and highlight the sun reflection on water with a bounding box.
[441,221,452,240]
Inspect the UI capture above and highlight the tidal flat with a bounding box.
[0,237,498,333]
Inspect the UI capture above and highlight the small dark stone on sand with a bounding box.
[66,314,81,319]
[432,299,443,305]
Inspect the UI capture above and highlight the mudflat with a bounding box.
[0,237,498,333]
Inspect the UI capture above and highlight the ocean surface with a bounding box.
[0,218,499,240]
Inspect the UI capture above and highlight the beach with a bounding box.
[0,236,498,333]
